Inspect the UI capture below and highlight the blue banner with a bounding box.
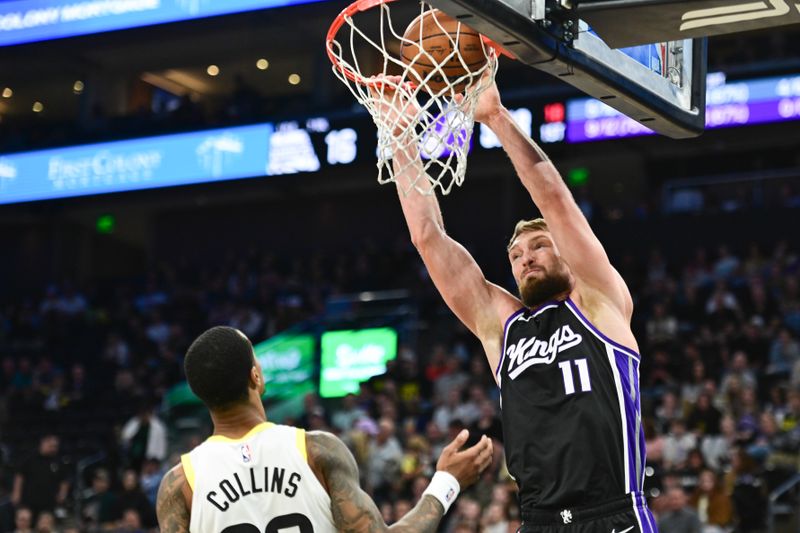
[0,0,329,47]
[0,123,273,204]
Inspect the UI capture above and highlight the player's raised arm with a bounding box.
[475,81,632,318]
[307,429,492,533]
[371,78,520,367]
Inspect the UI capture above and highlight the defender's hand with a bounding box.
[436,430,493,489]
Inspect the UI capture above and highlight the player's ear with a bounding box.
[250,364,261,388]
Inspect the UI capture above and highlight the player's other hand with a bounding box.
[472,70,505,125]
[367,75,420,136]
[436,429,493,489]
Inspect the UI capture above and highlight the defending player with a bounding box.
[156,326,493,533]
[380,76,658,532]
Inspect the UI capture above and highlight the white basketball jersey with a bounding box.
[181,422,336,533]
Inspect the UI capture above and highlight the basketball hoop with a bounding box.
[326,0,502,195]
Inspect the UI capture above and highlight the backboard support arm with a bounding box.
[428,0,707,138]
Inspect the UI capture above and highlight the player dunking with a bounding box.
[379,76,658,532]
[156,326,494,533]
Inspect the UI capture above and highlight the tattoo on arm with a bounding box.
[156,465,190,533]
[307,431,444,533]
[386,495,443,533]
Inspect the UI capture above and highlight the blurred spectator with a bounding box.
[33,511,56,533]
[713,246,740,280]
[446,497,482,533]
[720,351,757,399]
[298,394,327,429]
[728,448,767,532]
[331,393,366,433]
[379,501,393,525]
[657,486,702,533]
[104,333,132,368]
[647,302,679,346]
[82,469,118,527]
[228,305,264,340]
[434,357,469,402]
[366,418,402,499]
[115,508,146,533]
[768,328,800,379]
[392,499,411,523]
[792,358,800,389]
[701,414,737,470]
[55,284,88,317]
[434,388,480,432]
[399,435,432,485]
[686,392,722,436]
[678,449,707,492]
[114,469,156,529]
[655,390,682,433]
[681,359,707,406]
[469,400,503,443]
[705,281,740,325]
[480,502,509,533]
[782,388,800,431]
[144,311,170,346]
[13,507,33,533]
[120,403,168,472]
[424,345,449,382]
[139,459,164,508]
[689,469,732,532]
[11,435,69,520]
[663,420,697,470]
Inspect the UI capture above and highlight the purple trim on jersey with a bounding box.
[564,298,640,361]
[496,307,527,377]
[631,493,646,533]
[635,362,647,493]
[637,492,659,532]
[631,492,650,533]
[613,348,639,493]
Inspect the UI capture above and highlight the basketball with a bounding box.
[400,9,488,94]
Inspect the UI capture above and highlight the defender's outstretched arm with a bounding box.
[308,429,492,533]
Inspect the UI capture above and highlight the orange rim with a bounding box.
[482,36,516,60]
[326,0,399,88]
[325,0,515,89]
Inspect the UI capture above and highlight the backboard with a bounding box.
[427,0,708,139]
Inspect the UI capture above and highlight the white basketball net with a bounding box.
[327,0,499,196]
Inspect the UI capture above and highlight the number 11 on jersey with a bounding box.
[558,358,591,395]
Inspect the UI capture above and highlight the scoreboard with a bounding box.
[566,73,800,142]
[0,74,797,205]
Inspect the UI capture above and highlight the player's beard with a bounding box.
[519,264,572,308]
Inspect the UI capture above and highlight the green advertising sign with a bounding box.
[319,327,398,398]
[254,333,316,399]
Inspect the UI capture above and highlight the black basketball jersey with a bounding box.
[496,297,646,513]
